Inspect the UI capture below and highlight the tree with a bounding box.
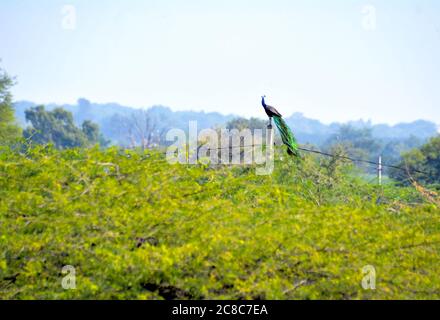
[23,106,105,149]
[0,66,21,145]
[226,117,267,131]
[110,110,165,150]
[390,135,440,185]
[381,135,423,166]
[324,125,381,160]
[225,117,271,144]
[82,120,110,147]
[82,120,99,143]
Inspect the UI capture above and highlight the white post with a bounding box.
[256,120,274,175]
[268,120,274,162]
[378,156,382,185]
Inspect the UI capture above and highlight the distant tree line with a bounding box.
[322,124,424,168]
[1,63,439,184]
[0,66,106,149]
[23,106,108,149]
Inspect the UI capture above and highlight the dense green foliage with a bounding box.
[0,67,21,145]
[391,136,440,186]
[1,145,439,300]
[23,106,107,149]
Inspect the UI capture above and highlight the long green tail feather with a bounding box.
[272,116,299,157]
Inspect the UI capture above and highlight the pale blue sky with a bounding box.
[1,0,439,124]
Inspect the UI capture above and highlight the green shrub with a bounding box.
[0,146,439,299]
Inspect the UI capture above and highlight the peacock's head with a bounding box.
[261,95,267,107]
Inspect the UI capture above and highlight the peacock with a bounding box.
[261,96,299,157]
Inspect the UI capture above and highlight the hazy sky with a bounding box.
[1,0,439,124]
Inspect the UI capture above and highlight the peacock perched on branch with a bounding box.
[261,96,299,157]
